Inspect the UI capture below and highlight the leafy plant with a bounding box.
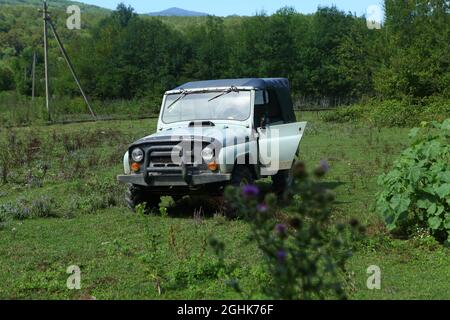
[376,119,450,242]
[213,161,364,300]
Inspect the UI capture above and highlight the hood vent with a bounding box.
[188,121,215,127]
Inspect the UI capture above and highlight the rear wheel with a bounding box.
[125,184,160,213]
[272,165,294,197]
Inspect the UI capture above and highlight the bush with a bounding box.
[0,196,57,220]
[212,161,364,300]
[0,65,15,91]
[323,97,450,127]
[376,119,450,242]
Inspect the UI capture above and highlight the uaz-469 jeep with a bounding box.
[117,78,307,211]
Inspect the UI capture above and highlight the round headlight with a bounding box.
[201,147,214,162]
[131,148,144,162]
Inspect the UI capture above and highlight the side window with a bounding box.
[254,90,268,128]
[267,89,283,124]
[255,90,268,106]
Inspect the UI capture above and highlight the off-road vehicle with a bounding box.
[117,78,307,211]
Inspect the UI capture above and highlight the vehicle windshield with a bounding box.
[162,90,251,124]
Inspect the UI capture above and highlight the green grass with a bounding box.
[0,112,449,300]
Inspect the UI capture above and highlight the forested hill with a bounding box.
[0,1,449,112]
[0,0,110,13]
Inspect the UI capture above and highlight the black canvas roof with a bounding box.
[174,78,290,90]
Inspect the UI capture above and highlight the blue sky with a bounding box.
[80,0,384,16]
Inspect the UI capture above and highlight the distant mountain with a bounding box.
[146,7,209,17]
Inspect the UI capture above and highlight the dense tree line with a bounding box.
[0,1,449,105]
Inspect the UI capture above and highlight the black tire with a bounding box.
[231,165,254,187]
[272,166,294,197]
[125,184,160,213]
[225,166,255,218]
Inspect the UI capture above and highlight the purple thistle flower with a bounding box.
[315,160,330,177]
[276,249,287,263]
[241,184,259,198]
[256,203,269,213]
[275,224,287,237]
[320,160,330,173]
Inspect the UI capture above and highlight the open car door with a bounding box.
[258,122,307,175]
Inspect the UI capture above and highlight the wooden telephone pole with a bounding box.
[43,0,51,121]
[41,0,96,122]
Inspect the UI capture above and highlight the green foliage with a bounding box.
[214,161,364,299]
[376,0,449,99]
[0,1,448,124]
[323,97,450,127]
[0,64,14,91]
[376,119,450,242]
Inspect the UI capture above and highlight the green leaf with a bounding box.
[409,127,420,138]
[434,184,450,199]
[444,214,450,230]
[428,216,442,230]
[408,167,422,184]
[438,171,450,183]
[435,205,445,217]
[427,203,437,215]
[389,195,410,213]
[416,198,431,209]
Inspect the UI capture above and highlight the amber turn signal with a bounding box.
[131,162,141,172]
[207,162,218,172]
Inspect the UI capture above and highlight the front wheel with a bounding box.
[125,184,160,213]
[231,165,254,187]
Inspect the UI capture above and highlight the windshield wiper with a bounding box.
[166,90,190,111]
[208,86,239,102]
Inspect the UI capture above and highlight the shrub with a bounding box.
[323,97,450,127]
[0,207,9,229]
[376,119,450,242]
[0,200,30,220]
[30,196,56,218]
[0,65,14,91]
[0,196,57,220]
[213,161,364,300]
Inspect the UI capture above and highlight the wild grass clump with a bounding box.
[67,179,126,215]
[0,196,57,221]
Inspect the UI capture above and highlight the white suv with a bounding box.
[117,78,307,211]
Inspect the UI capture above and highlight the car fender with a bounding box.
[218,140,258,176]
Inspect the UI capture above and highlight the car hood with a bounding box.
[131,125,251,147]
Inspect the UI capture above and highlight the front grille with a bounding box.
[141,140,214,174]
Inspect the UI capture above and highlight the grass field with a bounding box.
[0,112,449,300]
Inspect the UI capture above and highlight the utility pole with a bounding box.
[48,19,97,120]
[39,0,96,121]
[42,0,51,121]
[31,51,36,101]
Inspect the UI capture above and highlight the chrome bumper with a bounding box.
[117,172,231,187]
